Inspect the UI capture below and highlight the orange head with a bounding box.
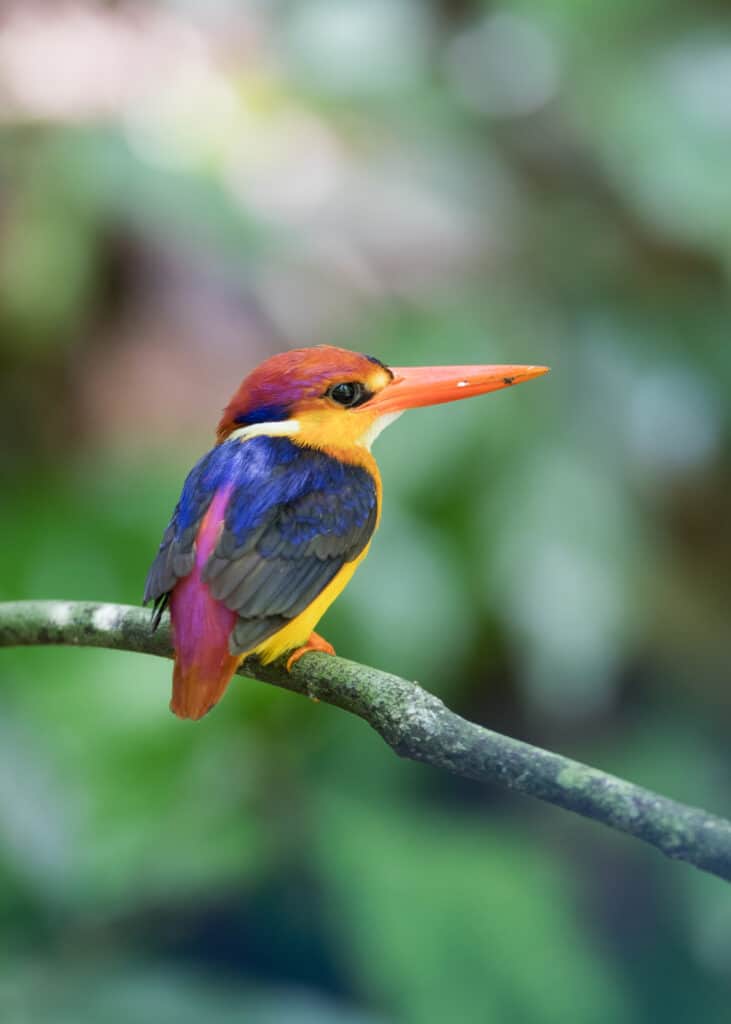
[217,345,548,451]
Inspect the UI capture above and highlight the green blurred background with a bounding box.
[1,1,731,1021]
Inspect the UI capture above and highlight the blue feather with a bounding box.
[145,435,378,653]
[234,403,290,427]
[175,437,375,548]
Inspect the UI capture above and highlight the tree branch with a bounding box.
[1,599,730,884]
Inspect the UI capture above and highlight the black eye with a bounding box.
[327,381,366,407]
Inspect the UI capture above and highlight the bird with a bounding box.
[144,345,548,720]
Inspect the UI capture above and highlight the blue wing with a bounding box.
[144,437,378,652]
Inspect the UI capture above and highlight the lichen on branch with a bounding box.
[1,600,730,884]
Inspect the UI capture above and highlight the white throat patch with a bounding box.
[358,412,403,450]
[228,419,301,442]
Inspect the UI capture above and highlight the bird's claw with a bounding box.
[286,633,335,700]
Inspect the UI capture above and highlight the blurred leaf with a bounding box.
[315,795,632,1024]
[1,962,386,1024]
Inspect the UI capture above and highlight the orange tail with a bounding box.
[171,647,241,720]
[169,570,241,719]
[169,485,240,720]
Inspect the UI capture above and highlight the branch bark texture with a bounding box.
[1,600,730,884]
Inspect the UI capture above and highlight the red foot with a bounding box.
[286,632,336,672]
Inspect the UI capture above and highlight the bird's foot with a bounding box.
[286,633,335,698]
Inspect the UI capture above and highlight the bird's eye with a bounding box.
[327,381,366,407]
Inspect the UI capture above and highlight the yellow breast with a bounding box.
[251,542,372,664]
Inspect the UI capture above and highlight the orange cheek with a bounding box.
[295,407,370,448]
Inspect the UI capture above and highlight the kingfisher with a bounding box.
[144,346,548,719]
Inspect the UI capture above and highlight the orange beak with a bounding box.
[363,363,549,415]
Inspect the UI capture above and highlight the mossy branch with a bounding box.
[1,599,730,884]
